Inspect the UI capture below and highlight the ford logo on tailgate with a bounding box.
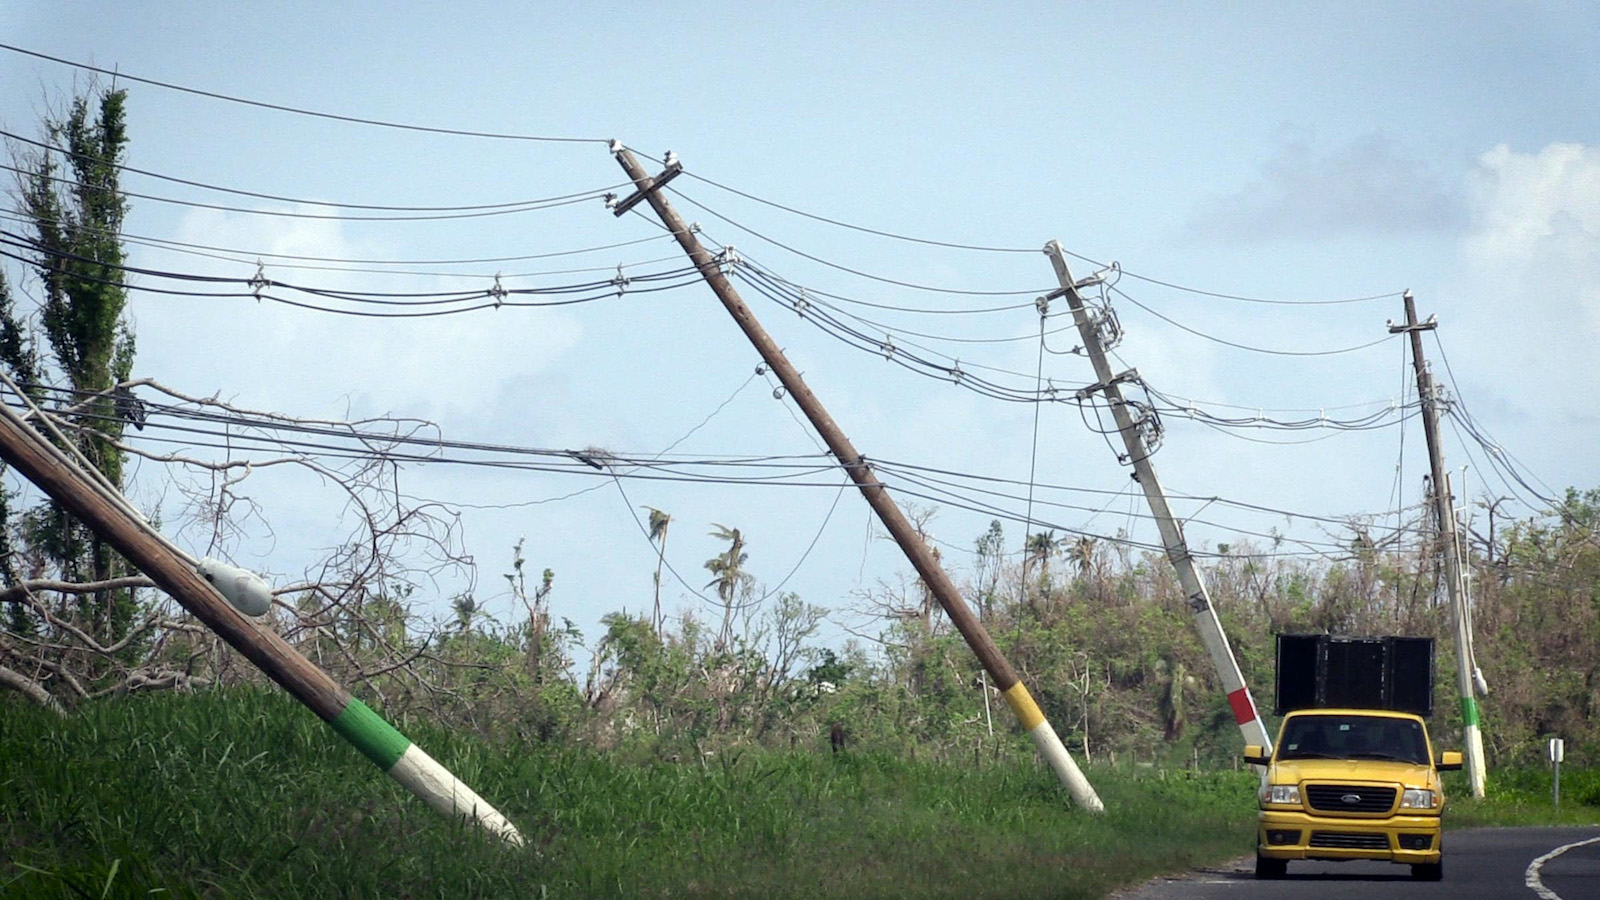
[1341,793,1362,804]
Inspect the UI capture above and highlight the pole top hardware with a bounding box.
[612,158,684,218]
[1073,368,1138,401]
[1387,313,1438,334]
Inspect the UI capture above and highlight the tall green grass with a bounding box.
[1442,765,1600,828]
[1,691,1589,898]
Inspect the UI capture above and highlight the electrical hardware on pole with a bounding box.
[1394,290,1487,798]
[1044,240,1273,757]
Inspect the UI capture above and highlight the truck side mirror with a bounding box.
[1437,750,1463,771]
[1242,744,1271,765]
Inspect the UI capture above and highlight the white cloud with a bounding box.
[1433,141,1600,506]
[127,206,584,423]
[1186,134,1466,242]
[1466,142,1600,268]
[1454,143,1600,420]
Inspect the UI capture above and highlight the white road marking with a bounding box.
[1525,835,1600,899]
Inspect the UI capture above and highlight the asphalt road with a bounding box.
[1114,827,1600,900]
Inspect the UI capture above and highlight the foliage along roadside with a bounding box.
[3,689,1595,898]
[1,688,1254,898]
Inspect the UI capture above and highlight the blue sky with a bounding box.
[2,3,1595,664]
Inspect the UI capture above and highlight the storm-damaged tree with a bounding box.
[704,523,750,649]
[0,87,141,670]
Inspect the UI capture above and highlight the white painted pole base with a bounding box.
[389,744,526,847]
[1027,720,1105,813]
[1239,716,1272,753]
[1465,724,1487,798]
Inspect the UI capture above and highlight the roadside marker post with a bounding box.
[1550,738,1563,808]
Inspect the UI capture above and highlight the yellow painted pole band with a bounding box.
[1003,682,1045,731]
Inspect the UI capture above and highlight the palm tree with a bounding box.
[1067,535,1097,578]
[704,523,749,648]
[450,593,477,634]
[1024,530,1059,587]
[644,507,671,633]
[1067,534,1102,603]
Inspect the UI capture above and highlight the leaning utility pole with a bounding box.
[611,146,1103,811]
[1389,291,1486,797]
[0,393,525,845]
[1044,241,1273,755]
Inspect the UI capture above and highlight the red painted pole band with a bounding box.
[1227,687,1258,726]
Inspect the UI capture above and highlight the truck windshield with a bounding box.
[1278,715,1429,764]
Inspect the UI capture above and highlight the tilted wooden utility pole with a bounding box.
[1389,291,1486,797]
[611,145,1103,811]
[0,395,525,845]
[1044,241,1273,755]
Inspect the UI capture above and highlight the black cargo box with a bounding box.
[1275,634,1433,716]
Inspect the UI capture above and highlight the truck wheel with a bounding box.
[1254,853,1287,879]
[1411,861,1443,881]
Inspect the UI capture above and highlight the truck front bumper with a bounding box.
[1257,810,1442,864]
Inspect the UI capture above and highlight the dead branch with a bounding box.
[0,576,155,606]
[0,661,68,715]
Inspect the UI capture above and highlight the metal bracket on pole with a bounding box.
[1387,292,1438,334]
[1387,316,1437,335]
[1073,369,1140,401]
[612,156,684,217]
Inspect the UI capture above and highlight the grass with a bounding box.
[0,690,1591,898]
[1444,765,1600,828]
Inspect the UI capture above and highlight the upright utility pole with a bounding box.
[1044,242,1273,755]
[612,146,1102,811]
[0,395,525,845]
[1389,291,1486,797]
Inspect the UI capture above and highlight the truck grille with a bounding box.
[1309,831,1390,850]
[1305,784,1396,814]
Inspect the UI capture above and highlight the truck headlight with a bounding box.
[1263,784,1301,805]
[1400,789,1437,809]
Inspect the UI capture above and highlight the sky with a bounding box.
[2,3,1596,670]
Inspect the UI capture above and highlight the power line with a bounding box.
[25,379,1423,550]
[0,208,674,267]
[0,232,706,316]
[0,160,620,222]
[671,165,1037,254]
[643,152,1407,307]
[0,126,616,213]
[877,457,1352,552]
[667,186,1052,297]
[871,455,1420,535]
[23,383,835,475]
[733,262,1087,404]
[1428,331,1560,508]
[124,226,672,267]
[1116,268,1404,306]
[1145,383,1419,432]
[1109,285,1399,357]
[128,239,686,282]
[0,43,609,144]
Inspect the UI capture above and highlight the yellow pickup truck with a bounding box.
[1244,708,1463,880]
